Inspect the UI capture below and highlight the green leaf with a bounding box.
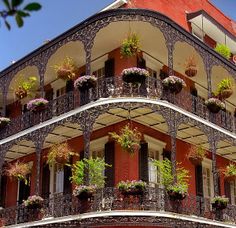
[12,0,24,7]
[4,20,11,30]
[17,10,30,17]
[24,3,41,11]
[15,13,23,27]
[3,0,11,10]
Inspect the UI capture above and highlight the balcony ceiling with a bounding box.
[5,106,236,162]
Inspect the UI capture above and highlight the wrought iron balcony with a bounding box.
[0,187,236,226]
[0,76,235,140]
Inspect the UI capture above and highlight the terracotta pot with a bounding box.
[212,201,227,210]
[55,156,68,165]
[206,103,221,114]
[167,190,186,201]
[185,67,197,77]
[163,83,183,94]
[122,73,146,84]
[15,88,27,99]
[57,68,72,80]
[189,157,203,166]
[219,89,233,100]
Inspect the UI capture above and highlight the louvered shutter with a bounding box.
[105,141,115,187]
[162,149,171,161]
[45,88,54,101]
[139,142,149,182]
[195,165,203,196]
[105,58,115,78]
[41,164,50,199]
[224,180,231,204]
[63,158,72,194]
[66,79,74,92]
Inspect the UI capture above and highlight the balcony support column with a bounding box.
[34,141,43,195]
[203,56,214,98]
[166,40,175,76]
[36,59,46,98]
[1,77,10,116]
[208,130,220,196]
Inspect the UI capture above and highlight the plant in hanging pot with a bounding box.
[14,76,37,99]
[185,55,198,77]
[6,161,31,185]
[214,44,231,60]
[53,57,78,81]
[74,75,97,91]
[0,117,10,128]
[117,180,147,196]
[222,163,236,181]
[71,157,110,200]
[27,98,49,112]
[162,75,186,94]
[153,159,189,201]
[212,195,229,210]
[121,67,150,84]
[23,195,44,209]
[109,124,141,155]
[205,97,225,114]
[187,145,206,166]
[120,33,141,58]
[47,142,74,167]
[216,78,233,100]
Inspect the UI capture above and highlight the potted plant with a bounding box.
[71,157,110,200]
[47,142,74,167]
[216,78,233,100]
[120,33,141,58]
[14,76,37,99]
[214,44,231,60]
[162,75,186,94]
[74,75,97,91]
[185,55,197,77]
[6,161,31,185]
[121,67,150,84]
[205,97,225,113]
[187,145,206,166]
[27,98,49,112]
[212,196,229,210]
[222,163,236,181]
[117,180,147,196]
[109,124,141,155]
[73,185,97,200]
[153,159,189,201]
[23,195,44,209]
[53,57,78,81]
[0,117,10,128]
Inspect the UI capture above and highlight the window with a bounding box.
[50,164,64,194]
[148,149,160,187]
[202,159,213,199]
[147,67,157,79]
[93,67,105,78]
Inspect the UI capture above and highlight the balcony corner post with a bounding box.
[36,58,47,98]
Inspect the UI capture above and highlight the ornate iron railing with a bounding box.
[0,187,236,226]
[0,76,235,140]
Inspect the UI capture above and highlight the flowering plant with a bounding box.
[47,142,74,167]
[74,75,97,90]
[216,78,233,100]
[109,124,141,154]
[117,180,147,194]
[6,162,31,184]
[53,57,78,80]
[27,98,49,111]
[223,163,236,179]
[162,75,186,87]
[73,185,97,198]
[122,67,149,78]
[185,55,198,77]
[0,117,10,127]
[187,145,206,165]
[212,195,229,210]
[23,195,44,208]
[205,97,225,113]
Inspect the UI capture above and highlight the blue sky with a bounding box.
[0,0,236,71]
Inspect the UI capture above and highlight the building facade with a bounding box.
[0,0,236,227]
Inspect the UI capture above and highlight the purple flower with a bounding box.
[0,117,10,124]
[162,75,186,87]
[122,67,150,77]
[74,75,97,88]
[73,185,97,197]
[205,98,225,109]
[27,98,49,110]
[23,195,43,207]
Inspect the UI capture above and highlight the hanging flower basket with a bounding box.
[117,180,147,196]
[162,76,186,94]
[216,78,233,100]
[15,86,28,99]
[0,117,10,129]
[122,67,149,84]
[187,146,206,166]
[222,163,236,181]
[27,98,49,112]
[109,124,141,155]
[212,196,228,210]
[74,75,97,91]
[219,89,233,100]
[73,185,96,200]
[185,56,197,77]
[205,98,224,114]
[23,195,44,209]
[189,157,203,166]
